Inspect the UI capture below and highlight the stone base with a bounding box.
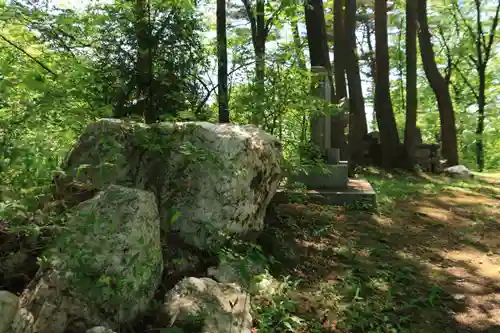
[288,163,349,189]
[272,179,377,210]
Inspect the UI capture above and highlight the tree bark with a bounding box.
[217,0,229,123]
[374,0,400,169]
[134,0,155,123]
[332,0,348,158]
[345,0,367,166]
[404,0,418,167]
[304,0,334,87]
[242,0,267,125]
[417,0,459,166]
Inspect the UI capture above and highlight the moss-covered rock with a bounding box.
[7,185,163,333]
[60,119,283,250]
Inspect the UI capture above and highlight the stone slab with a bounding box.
[272,179,377,211]
[288,164,349,189]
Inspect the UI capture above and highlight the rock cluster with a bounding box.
[0,119,282,333]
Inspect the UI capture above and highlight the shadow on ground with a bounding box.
[258,172,500,333]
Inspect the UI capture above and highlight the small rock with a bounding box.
[85,326,116,333]
[159,277,252,333]
[207,254,281,296]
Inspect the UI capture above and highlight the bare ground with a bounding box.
[258,173,500,333]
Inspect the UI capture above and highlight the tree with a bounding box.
[304,0,334,84]
[374,0,400,169]
[345,0,368,165]
[240,0,283,125]
[404,0,418,166]
[332,0,348,157]
[417,0,459,166]
[450,0,500,171]
[134,0,154,123]
[217,0,229,123]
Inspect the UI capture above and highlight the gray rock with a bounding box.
[0,291,18,333]
[61,119,282,250]
[207,252,281,296]
[159,277,252,333]
[444,165,473,179]
[85,326,116,333]
[8,185,163,333]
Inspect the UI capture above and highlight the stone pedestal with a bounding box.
[289,163,348,189]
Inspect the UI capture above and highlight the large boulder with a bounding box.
[60,119,282,249]
[158,277,252,333]
[7,185,163,333]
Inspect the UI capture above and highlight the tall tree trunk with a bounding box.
[417,0,458,166]
[333,0,347,101]
[476,65,485,170]
[364,16,377,130]
[304,0,334,86]
[217,0,229,123]
[472,0,500,171]
[332,0,348,157]
[404,0,418,167]
[374,0,400,169]
[135,0,155,123]
[292,17,308,144]
[242,0,267,125]
[345,0,367,166]
[254,0,265,124]
[292,18,306,69]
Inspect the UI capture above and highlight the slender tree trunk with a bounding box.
[345,0,367,166]
[292,17,308,144]
[217,0,229,123]
[332,0,348,158]
[254,0,266,125]
[333,0,347,101]
[135,0,155,123]
[292,18,306,69]
[365,17,377,130]
[417,0,458,166]
[374,0,400,169]
[242,0,267,125]
[404,0,418,167]
[476,66,485,170]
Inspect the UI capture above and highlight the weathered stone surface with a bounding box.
[289,164,349,189]
[8,185,163,333]
[158,277,252,333]
[0,291,18,333]
[7,269,106,333]
[61,118,282,249]
[86,326,116,333]
[207,256,281,296]
[445,165,473,179]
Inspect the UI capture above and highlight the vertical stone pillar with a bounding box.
[310,66,332,155]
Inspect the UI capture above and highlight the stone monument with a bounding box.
[291,66,349,189]
[280,66,377,209]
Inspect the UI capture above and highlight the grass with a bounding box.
[254,169,500,333]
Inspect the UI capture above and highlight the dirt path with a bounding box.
[394,184,500,331]
[260,175,500,332]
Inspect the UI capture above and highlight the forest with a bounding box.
[1,0,500,332]
[1,0,499,195]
